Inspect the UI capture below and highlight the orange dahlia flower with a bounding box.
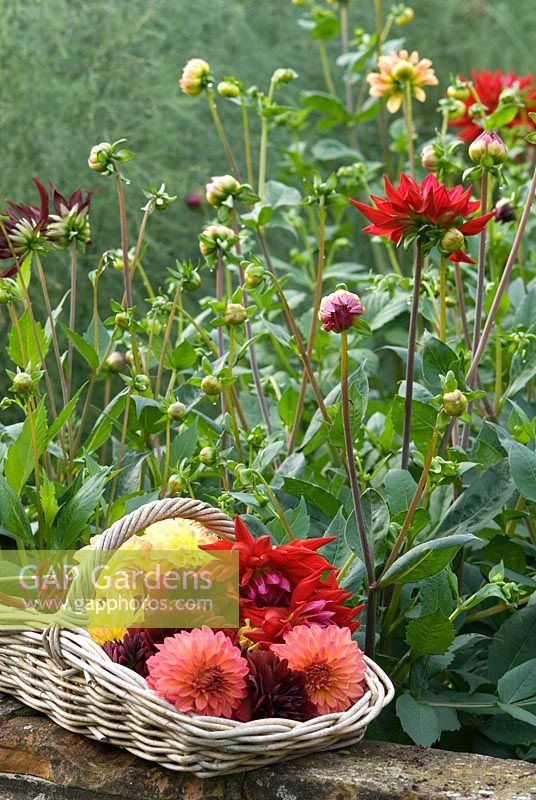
[367,49,438,113]
[271,624,367,715]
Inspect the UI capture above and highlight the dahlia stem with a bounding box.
[494,324,503,415]
[466,163,536,386]
[382,426,439,576]
[115,171,132,309]
[340,2,357,149]
[454,263,472,348]
[257,474,295,541]
[225,326,244,463]
[26,398,45,547]
[341,330,376,658]
[105,387,132,526]
[403,81,415,178]
[258,77,276,197]
[471,169,489,356]
[288,197,326,454]
[241,96,255,188]
[318,41,338,98]
[207,90,241,181]
[67,243,77,394]
[155,279,183,398]
[373,0,392,175]
[439,257,447,342]
[121,203,154,305]
[161,415,171,498]
[401,242,424,469]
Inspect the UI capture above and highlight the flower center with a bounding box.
[193,665,225,694]
[305,661,331,691]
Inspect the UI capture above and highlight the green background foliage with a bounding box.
[1,0,534,298]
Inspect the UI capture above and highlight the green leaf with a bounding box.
[486,104,519,129]
[166,340,198,371]
[384,469,417,517]
[379,535,476,587]
[497,703,536,728]
[263,180,302,209]
[282,477,340,518]
[310,138,362,161]
[346,489,389,565]
[48,385,86,444]
[169,420,198,465]
[431,459,515,538]
[301,91,351,124]
[8,310,49,368]
[488,604,536,682]
[278,385,298,428]
[329,364,368,448]
[362,291,408,331]
[54,469,113,548]
[61,325,99,370]
[396,694,441,746]
[4,400,48,495]
[509,441,536,502]
[406,611,454,655]
[420,570,455,615]
[391,396,437,453]
[421,333,462,392]
[498,659,536,704]
[0,474,34,544]
[270,496,310,543]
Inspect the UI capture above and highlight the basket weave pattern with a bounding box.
[0,498,394,778]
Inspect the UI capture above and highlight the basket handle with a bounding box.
[94,497,235,551]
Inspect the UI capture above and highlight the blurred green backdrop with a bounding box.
[1,0,535,311]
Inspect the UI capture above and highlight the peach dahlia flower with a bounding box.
[367,49,438,113]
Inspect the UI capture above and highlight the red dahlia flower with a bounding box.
[0,178,50,276]
[242,569,363,646]
[448,70,536,142]
[203,516,338,595]
[350,173,495,263]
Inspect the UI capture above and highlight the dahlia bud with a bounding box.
[394,6,414,25]
[133,374,150,393]
[272,68,298,85]
[468,131,507,167]
[88,142,113,174]
[442,390,468,417]
[179,58,211,97]
[185,191,203,211]
[199,446,217,466]
[183,270,202,292]
[199,224,238,257]
[167,401,187,421]
[217,81,240,98]
[115,312,130,331]
[318,289,365,334]
[440,228,465,255]
[201,375,223,396]
[205,175,241,208]
[105,351,125,373]
[421,144,439,172]
[11,372,34,396]
[168,474,185,495]
[447,100,467,121]
[0,286,9,305]
[495,198,516,224]
[447,84,470,101]
[224,303,247,325]
[244,263,264,289]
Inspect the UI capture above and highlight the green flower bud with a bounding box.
[244,263,264,288]
[199,446,217,466]
[440,227,465,255]
[167,401,187,421]
[179,58,211,97]
[224,303,247,325]
[442,389,468,417]
[217,81,240,98]
[12,372,34,396]
[468,131,507,166]
[447,99,467,121]
[115,312,130,331]
[447,84,470,101]
[394,7,414,25]
[272,68,298,85]
[421,144,439,172]
[183,270,202,292]
[133,374,150,393]
[88,142,113,173]
[105,351,125,373]
[199,224,238,257]
[168,474,185,494]
[201,375,223,396]
[205,175,241,208]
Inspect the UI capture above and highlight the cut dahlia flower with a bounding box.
[147,628,248,718]
[272,624,367,715]
[350,173,495,263]
[237,650,316,722]
[367,49,438,113]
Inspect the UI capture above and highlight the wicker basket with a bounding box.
[0,498,394,778]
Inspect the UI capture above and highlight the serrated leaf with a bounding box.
[379,535,476,587]
[421,333,462,392]
[282,477,340,517]
[53,468,113,548]
[169,420,198,465]
[431,459,515,538]
[509,441,536,502]
[498,659,536,705]
[486,104,519,129]
[48,385,86,444]
[346,489,389,564]
[61,325,99,370]
[406,610,454,655]
[4,400,48,495]
[8,310,49,368]
[396,694,441,746]
[488,604,536,682]
[384,469,417,517]
[166,340,198,371]
[0,474,34,544]
[391,396,437,452]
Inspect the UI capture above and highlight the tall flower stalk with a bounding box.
[402,243,423,468]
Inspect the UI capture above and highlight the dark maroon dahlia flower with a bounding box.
[103,631,152,677]
[237,650,317,722]
[0,178,50,276]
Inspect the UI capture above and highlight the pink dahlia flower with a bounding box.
[318,289,365,333]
